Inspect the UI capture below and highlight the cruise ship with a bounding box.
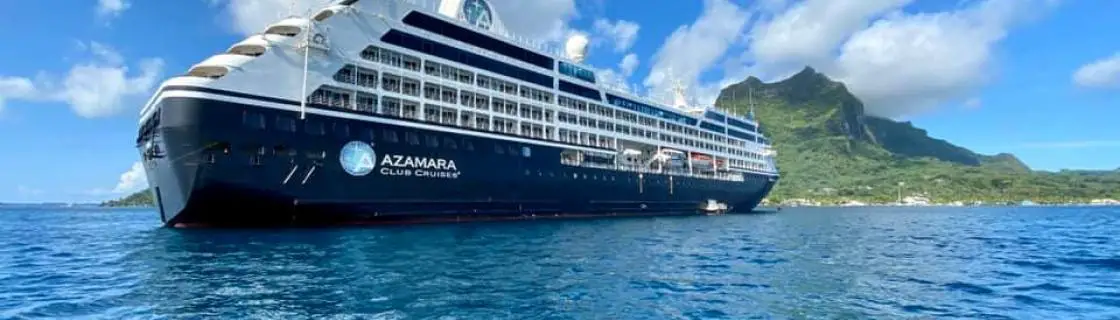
[135,0,780,227]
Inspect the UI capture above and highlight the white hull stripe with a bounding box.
[155,89,624,156]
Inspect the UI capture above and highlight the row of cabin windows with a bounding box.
[347,61,557,123]
[354,42,767,152]
[242,111,547,158]
[516,169,756,187]
[312,83,763,164]
[557,80,602,102]
[557,61,597,84]
[343,45,765,163]
[349,45,748,156]
[401,12,554,70]
[306,87,561,142]
[605,94,698,127]
[247,110,766,172]
[556,94,745,157]
[333,65,379,89]
[556,128,615,149]
[424,60,474,85]
[704,111,727,123]
[362,44,554,107]
[730,158,766,171]
[359,46,421,72]
[727,117,757,133]
[380,30,554,88]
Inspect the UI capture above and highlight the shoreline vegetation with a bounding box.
[103,67,1120,209]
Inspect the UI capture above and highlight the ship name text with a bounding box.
[378,155,460,179]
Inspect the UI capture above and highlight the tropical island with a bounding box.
[101,190,154,208]
[103,67,1120,207]
[719,67,1120,206]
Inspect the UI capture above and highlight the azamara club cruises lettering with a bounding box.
[339,141,461,179]
[379,155,461,179]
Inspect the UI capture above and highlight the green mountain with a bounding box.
[715,67,1119,204]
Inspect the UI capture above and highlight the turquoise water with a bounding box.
[1,206,1118,319]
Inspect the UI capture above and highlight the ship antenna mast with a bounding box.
[298,0,310,120]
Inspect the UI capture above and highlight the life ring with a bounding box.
[312,34,327,45]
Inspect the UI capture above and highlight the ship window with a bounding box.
[242,111,266,129]
[425,135,439,148]
[558,80,601,101]
[332,123,350,137]
[264,25,301,37]
[522,146,531,158]
[443,137,458,149]
[304,121,325,135]
[463,139,475,151]
[494,144,504,154]
[382,130,398,143]
[405,132,420,145]
[380,30,553,88]
[507,145,518,156]
[558,61,596,84]
[401,12,553,70]
[362,128,376,141]
[275,116,297,132]
[728,117,757,132]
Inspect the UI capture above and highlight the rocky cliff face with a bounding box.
[716,66,1028,171]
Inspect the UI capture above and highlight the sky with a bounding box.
[0,0,1117,203]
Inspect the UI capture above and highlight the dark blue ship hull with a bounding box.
[137,87,778,228]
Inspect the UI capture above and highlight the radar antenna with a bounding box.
[667,67,689,109]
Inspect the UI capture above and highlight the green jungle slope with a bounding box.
[105,67,1120,206]
[716,67,1120,204]
[101,189,154,207]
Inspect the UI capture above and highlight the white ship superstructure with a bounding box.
[135,0,781,227]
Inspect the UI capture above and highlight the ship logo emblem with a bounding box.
[340,141,376,177]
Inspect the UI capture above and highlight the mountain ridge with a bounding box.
[715,66,1117,203]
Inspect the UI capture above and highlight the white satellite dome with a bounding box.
[564,34,589,63]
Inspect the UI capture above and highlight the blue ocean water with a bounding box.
[1,206,1118,319]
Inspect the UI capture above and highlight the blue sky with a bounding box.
[0,0,1117,203]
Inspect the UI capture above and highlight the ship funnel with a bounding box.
[564,34,589,63]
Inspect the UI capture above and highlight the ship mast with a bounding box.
[297,0,310,120]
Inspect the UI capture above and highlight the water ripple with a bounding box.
[0,206,1118,319]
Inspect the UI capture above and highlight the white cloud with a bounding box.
[619,53,639,76]
[1073,53,1120,89]
[0,77,37,115]
[643,0,752,104]
[750,0,911,72]
[60,59,163,118]
[97,0,131,19]
[209,0,323,36]
[112,161,148,194]
[593,19,641,53]
[0,41,163,118]
[832,0,1050,118]
[490,0,579,44]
